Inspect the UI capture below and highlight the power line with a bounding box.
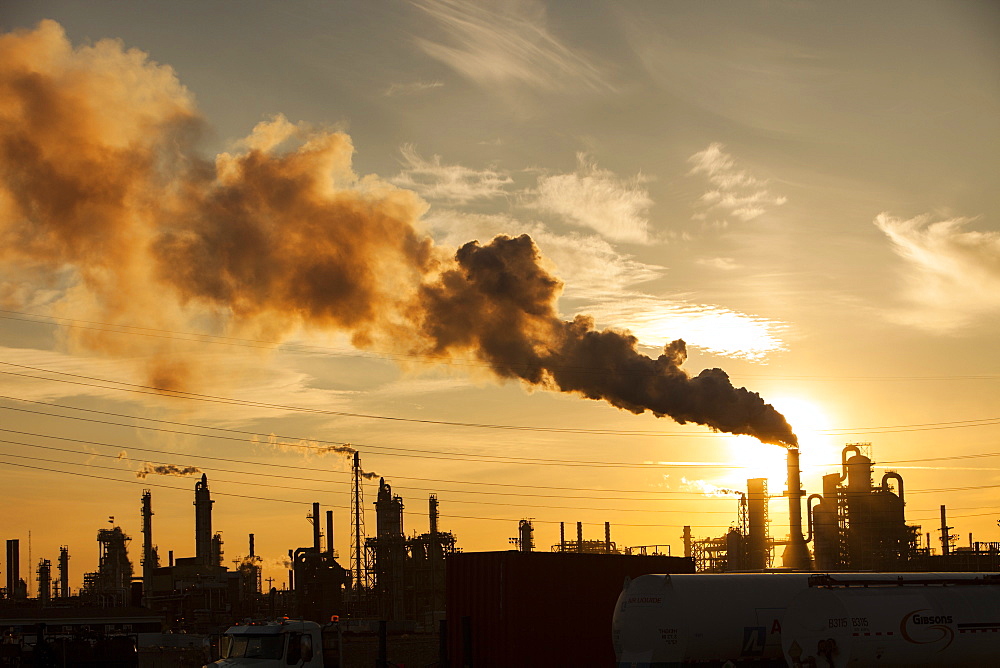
[0,436,736,503]
[0,451,738,515]
[0,361,718,436]
[5,307,998,382]
[3,394,1000,472]
[4,359,1000,439]
[0,399,742,468]
[0,459,736,528]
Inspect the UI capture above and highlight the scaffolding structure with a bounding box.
[81,526,133,607]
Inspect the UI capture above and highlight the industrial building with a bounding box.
[687,443,1000,573]
[2,442,999,666]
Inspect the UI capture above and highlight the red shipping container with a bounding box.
[445,551,693,667]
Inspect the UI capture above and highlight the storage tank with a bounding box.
[613,573,994,667]
[781,577,1000,667]
[614,573,813,665]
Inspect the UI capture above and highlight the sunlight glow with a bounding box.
[584,297,788,361]
[717,396,839,496]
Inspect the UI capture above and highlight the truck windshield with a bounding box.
[224,634,284,660]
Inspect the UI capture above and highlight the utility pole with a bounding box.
[351,451,366,598]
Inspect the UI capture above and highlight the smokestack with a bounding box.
[576,522,583,553]
[560,522,565,551]
[605,522,612,553]
[312,502,321,552]
[781,448,810,569]
[0,23,798,453]
[249,533,255,559]
[194,474,214,565]
[168,550,174,568]
[326,511,334,555]
[5,539,20,599]
[682,526,692,559]
[141,490,154,596]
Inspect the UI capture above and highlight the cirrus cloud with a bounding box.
[688,143,787,226]
[534,153,653,243]
[391,144,513,204]
[874,213,1000,331]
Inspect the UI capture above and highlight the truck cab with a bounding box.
[208,619,335,667]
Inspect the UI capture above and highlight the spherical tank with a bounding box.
[781,582,1000,667]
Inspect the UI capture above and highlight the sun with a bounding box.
[717,395,839,496]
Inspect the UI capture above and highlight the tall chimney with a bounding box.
[604,522,612,553]
[249,533,255,559]
[141,490,154,596]
[576,522,583,553]
[312,502,321,552]
[682,526,692,559]
[559,522,565,551]
[781,447,810,569]
[5,540,20,599]
[194,474,214,565]
[326,511,334,555]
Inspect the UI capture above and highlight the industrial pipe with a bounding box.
[881,472,904,503]
[805,494,824,544]
[840,444,862,482]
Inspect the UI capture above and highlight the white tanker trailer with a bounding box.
[781,574,1000,667]
[612,572,995,667]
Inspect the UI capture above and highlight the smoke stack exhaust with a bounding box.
[326,511,334,555]
[781,447,810,569]
[312,502,321,552]
[0,22,798,448]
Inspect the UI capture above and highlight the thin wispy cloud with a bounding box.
[383,80,444,96]
[687,143,786,226]
[391,144,512,204]
[696,256,740,271]
[534,153,653,243]
[410,0,612,92]
[874,213,1000,331]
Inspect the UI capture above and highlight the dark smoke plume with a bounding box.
[0,22,796,446]
[136,462,201,479]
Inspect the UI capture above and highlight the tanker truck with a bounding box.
[206,618,341,668]
[781,574,1000,667]
[612,572,996,667]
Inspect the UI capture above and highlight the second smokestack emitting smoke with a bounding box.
[0,22,796,446]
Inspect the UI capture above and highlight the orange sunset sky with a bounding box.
[1,1,998,590]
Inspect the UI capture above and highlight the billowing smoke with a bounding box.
[0,22,796,446]
[136,462,201,479]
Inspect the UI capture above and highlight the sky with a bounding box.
[1,1,998,592]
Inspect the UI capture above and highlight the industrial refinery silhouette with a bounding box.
[2,442,998,666]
